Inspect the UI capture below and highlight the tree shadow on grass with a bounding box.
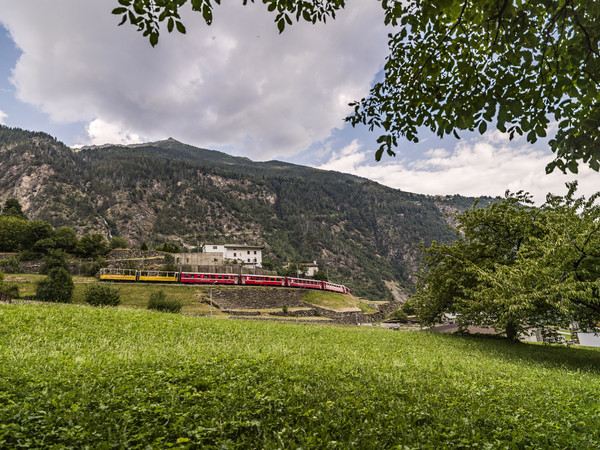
[441,332,600,375]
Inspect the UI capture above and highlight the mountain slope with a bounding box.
[0,126,487,299]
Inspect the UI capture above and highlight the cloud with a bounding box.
[85,119,145,146]
[319,135,600,204]
[0,1,388,159]
[0,109,6,125]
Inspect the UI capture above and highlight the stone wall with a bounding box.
[306,301,403,325]
[211,287,306,310]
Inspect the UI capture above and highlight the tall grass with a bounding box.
[1,304,599,448]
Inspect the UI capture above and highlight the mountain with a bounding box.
[0,125,489,300]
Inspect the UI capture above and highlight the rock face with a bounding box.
[0,126,492,300]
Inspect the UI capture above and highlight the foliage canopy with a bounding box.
[36,267,74,303]
[415,183,600,340]
[113,0,600,173]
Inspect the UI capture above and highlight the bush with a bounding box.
[147,290,182,313]
[81,257,107,277]
[109,236,128,249]
[0,257,20,273]
[389,309,409,323]
[36,267,74,303]
[155,242,181,253]
[84,284,121,307]
[1,283,19,299]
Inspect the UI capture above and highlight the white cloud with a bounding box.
[319,135,600,204]
[85,118,145,146]
[0,109,6,125]
[0,1,388,159]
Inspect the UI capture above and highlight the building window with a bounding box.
[213,246,217,250]
[247,251,250,255]
[254,251,257,254]
[234,253,236,257]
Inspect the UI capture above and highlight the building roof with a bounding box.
[224,245,263,249]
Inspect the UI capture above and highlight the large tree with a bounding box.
[113,0,600,173]
[414,183,600,340]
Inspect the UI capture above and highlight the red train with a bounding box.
[100,269,353,295]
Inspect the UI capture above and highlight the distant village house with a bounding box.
[201,244,263,267]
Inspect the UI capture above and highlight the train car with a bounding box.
[180,272,238,285]
[286,277,323,290]
[241,274,286,287]
[137,270,180,283]
[99,268,138,282]
[323,281,347,293]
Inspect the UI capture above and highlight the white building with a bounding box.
[202,244,263,267]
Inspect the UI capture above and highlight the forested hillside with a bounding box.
[0,126,487,299]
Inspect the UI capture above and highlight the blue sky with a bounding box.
[0,1,596,203]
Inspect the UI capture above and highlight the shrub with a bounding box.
[36,267,74,303]
[0,257,20,273]
[389,309,409,323]
[147,290,182,313]
[109,236,128,249]
[84,284,121,307]
[81,257,107,277]
[1,283,19,299]
[160,263,178,272]
[155,242,181,253]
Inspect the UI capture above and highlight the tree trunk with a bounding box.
[505,322,519,342]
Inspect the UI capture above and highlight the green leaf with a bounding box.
[478,121,487,135]
[150,33,159,47]
[167,17,174,33]
[112,7,128,15]
[176,21,186,34]
[567,161,579,174]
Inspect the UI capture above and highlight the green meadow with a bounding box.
[1,304,599,448]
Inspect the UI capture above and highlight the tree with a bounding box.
[76,233,110,258]
[1,198,27,220]
[36,267,74,303]
[54,226,78,253]
[0,216,27,252]
[313,269,328,281]
[22,220,54,252]
[113,1,600,173]
[40,249,70,274]
[415,183,600,340]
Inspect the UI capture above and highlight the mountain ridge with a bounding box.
[0,125,490,299]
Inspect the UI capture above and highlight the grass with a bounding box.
[1,303,599,448]
[301,289,370,311]
[6,274,370,316]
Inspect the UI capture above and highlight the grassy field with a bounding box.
[4,274,367,316]
[1,304,599,448]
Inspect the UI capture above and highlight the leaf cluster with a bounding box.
[112,0,345,47]
[416,182,600,338]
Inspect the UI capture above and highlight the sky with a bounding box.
[0,1,597,204]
